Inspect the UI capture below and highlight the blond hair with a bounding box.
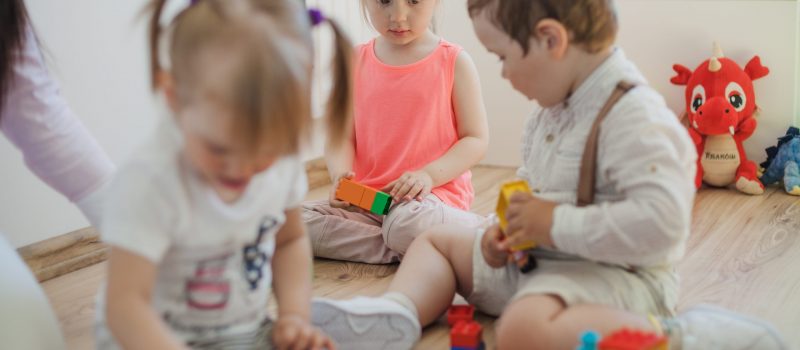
[467,0,618,54]
[149,0,353,154]
[359,0,439,33]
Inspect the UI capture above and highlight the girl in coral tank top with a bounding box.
[303,0,490,264]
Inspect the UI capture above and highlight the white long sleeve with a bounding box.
[0,25,114,226]
[519,49,696,267]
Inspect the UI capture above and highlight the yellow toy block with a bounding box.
[496,180,537,251]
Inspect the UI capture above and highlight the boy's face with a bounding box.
[471,11,567,107]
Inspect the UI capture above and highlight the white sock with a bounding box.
[382,292,420,320]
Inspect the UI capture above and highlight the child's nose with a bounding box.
[389,2,409,22]
[224,157,256,179]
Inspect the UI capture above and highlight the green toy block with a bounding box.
[370,192,392,215]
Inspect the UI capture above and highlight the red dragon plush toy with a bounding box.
[671,43,769,195]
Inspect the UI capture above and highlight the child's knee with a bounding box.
[495,295,564,350]
[382,204,431,253]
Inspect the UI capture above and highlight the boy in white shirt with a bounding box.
[310,1,789,349]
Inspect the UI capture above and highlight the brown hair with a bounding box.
[467,0,618,54]
[148,0,353,155]
[0,0,30,121]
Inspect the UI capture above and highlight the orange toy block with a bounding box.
[335,178,392,215]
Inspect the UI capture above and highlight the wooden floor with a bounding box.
[41,166,800,349]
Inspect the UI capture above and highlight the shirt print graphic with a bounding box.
[243,217,277,290]
[182,215,278,314]
[185,254,232,311]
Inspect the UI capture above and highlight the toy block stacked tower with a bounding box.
[335,178,392,215]
[448,305,484,350]
[496,180,538,272]
[597,329,668,350]
[447,305,476,327]
[451,321,484,350]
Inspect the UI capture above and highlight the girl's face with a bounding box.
[174,96,278,203]
[365,0,437,46]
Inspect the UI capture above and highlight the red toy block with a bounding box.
[598,328,668,350]
[451,320,483,348]
[447,305,476,327]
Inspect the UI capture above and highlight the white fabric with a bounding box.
[0,25,114,226]
[0,234,66,350]
[517,48,697,267]
[466,226,678,318]
[96,116,308,346]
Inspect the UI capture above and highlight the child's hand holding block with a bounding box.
[496,180,538,272]
[335,178,393,215]
[496,180,537,251]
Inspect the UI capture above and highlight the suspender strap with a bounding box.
[576,81,636,207]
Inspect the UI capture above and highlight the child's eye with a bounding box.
[408,0,420,4]
[207,143,229,155]
[378,0,391,5]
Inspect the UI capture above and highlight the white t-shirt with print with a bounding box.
[96,117,307,346]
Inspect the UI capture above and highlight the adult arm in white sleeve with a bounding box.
[0,25,114,226]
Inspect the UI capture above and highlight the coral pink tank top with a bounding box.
[352,39,473,210]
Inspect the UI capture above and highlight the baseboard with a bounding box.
[17,157,333,282]
[17,227,107,282]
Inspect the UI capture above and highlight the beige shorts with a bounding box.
[465,227,679,318]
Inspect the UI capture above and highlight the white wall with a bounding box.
[1,0,157,248]
[616,0,799,164]
[436,0,800,166]
[2,0,798,247]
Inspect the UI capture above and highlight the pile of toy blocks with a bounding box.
[577,328,668,350]
[335,178,393,215]
[448,304,484,350]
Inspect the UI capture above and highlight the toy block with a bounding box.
[495,180,537,251]
[451,342,484,350]
[512,250,538,272]
[447,305,475,327]
[451,320,483,348]
[335,178,392,215]
[358,188,377,209]
[577,330,600,350]
[598,329,668,350]
[370,191,392,215]
[336,178,366,204]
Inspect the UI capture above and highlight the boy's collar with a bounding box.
[562,47,624,110]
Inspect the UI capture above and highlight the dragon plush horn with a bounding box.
[712,42,725,58]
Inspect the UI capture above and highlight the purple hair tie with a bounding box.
[189,0,199,5]
[308,8,325,27]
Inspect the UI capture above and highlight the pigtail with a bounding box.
[148,0,169,90]
[322,18,354,148]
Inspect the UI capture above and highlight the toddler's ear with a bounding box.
[535,19,569,58]
[158,71,180,113]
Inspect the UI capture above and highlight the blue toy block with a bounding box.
[452,342,485,350]
[577,330,600,350]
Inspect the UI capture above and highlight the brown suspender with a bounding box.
[576,81,636,207]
